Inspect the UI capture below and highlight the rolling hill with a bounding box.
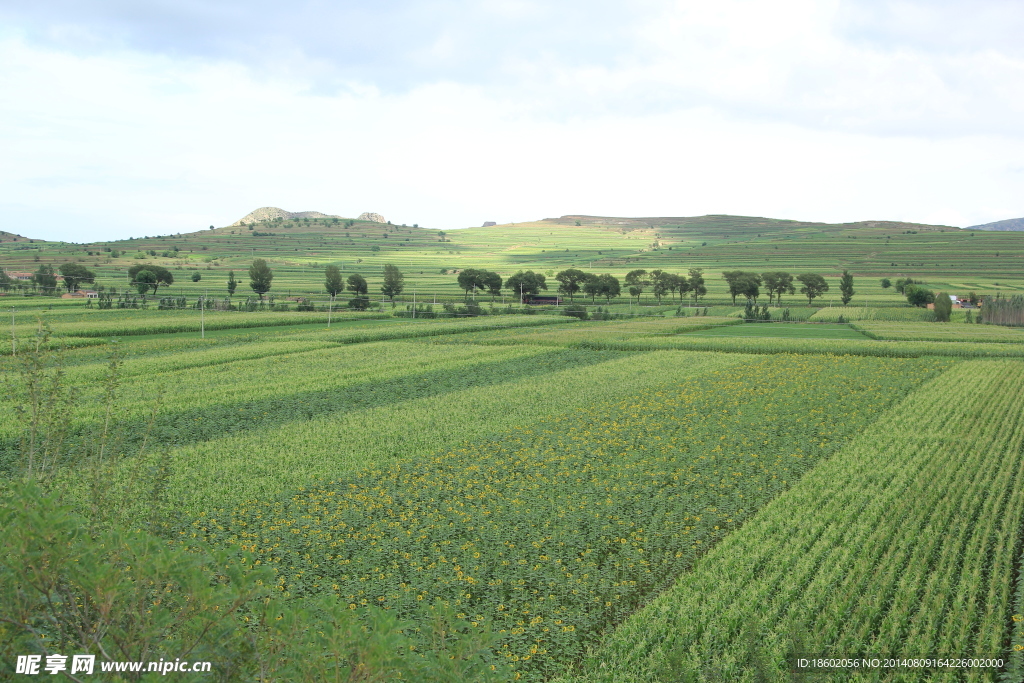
[2,212,1022,303]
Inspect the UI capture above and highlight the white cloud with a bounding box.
[1,1,1023,240]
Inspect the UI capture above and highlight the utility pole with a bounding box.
[412,290,416,319]
[201,289,206,339]
[328,294,334,327]
[10,307,15,357]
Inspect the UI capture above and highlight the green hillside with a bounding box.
[3,213,1023,305]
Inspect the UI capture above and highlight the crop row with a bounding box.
[488,332,1024,358]
[853,320,1024,344]
[183,354,949,680]
[6,343,614,474]
[64,349,721,517]
[7,309,392,339]
[563,360,1024,682]
[809,306,936,322]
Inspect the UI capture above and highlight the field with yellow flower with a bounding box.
[4,312,1024,681]
[178,352,948,679]
[560,360,1024,682]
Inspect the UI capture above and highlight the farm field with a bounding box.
[681,322,870,340]
[561,360,1024,682]
[3,214,1024,681]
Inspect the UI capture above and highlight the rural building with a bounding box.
[61,290,99,299]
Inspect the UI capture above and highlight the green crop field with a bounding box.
[3,214,1024,681]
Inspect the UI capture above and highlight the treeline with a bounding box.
[981,295,1024,327]
[721,270,851,305]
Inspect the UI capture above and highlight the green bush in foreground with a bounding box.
[0,483,509,682]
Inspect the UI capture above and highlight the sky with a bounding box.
[1,0,1023,241]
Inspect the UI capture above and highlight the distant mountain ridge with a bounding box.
[966,217,1024,231]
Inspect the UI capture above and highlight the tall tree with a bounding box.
[582,273,601,302]
[505,271,547,301]
[598,274,621,302]
[554,268,588,302]
[248,258,274,300]
[457,269,484,299]
[839,270,855,306]
[324,265,343,297]
[761,271,794,305]
[227,270,238,297]
[346,273,368,295]
[905,284,934,308]
[651,270,674,303]
[738,273,762,303]
[722,270,745,305]
[127,264,174,293]
[797,273,829,304]
[58,263,95,293]
[688,268,706,305]
[381,264,404,299]
[625,269,649,303]
[933,291,953,321]
[482,271,503,300]
[32,264,57,293]
[346,273,369,309]
[134,269,157,295]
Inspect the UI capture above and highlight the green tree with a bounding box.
[505,271,547,301]
[582,273,601,302]
[880,277,892,289]
[761,271,795,305]
[933,291,952,322]
[347,273,369,309]
[797,273,829,304]
[227,270,237,297]
[248,258,274,300]
[457,269,485,299]
[554,268,588,302]
[191,271,202,282]
[324,265,343,297]
[57,263,96,293]
[724,271,761,304]
[722,270,744,304]
[905,284,934,308]
[127,264,174,293]
[381,264,404,299]
[346,273,368,295]
[32,264,57,293]
[738,273,761,303]
[625,269,649,303]
[839,270,855,305]
[688,268,707,305]
[134,269,157,295]
[650,270,674,303]
[482,271,503,300]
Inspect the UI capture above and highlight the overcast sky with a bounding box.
[2,0,1022,241]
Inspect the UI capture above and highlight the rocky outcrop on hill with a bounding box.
[231,207,388,226]
[231,207,342,226]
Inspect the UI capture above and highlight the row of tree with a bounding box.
[5,260,866,309]
[721,270,855,305]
